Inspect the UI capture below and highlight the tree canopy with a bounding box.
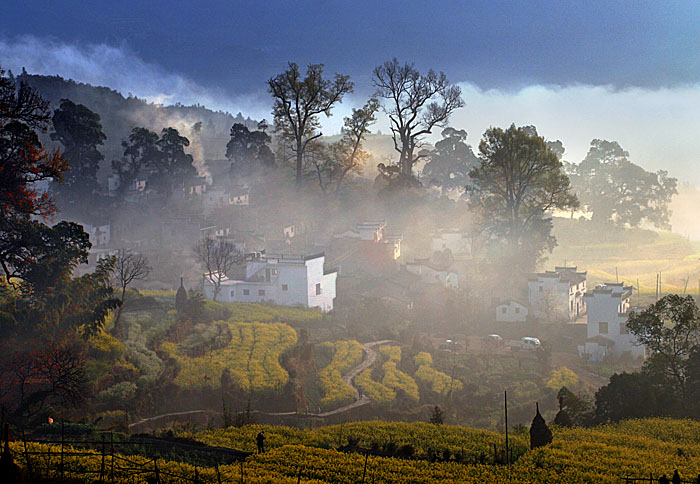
[422,127,479,196]
[567,139,677,229]
[373,58,464,181]
[50,99,106,202]
[226,122,275,176]
[468,124,578,273]
[268,62,353,188]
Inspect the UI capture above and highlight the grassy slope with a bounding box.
[550,218,700,302]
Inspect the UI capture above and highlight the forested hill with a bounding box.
[14,71,258,167]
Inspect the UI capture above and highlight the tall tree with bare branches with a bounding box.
[193,237,241,301]
[373,58,464,180]
[268,62,353,189]
[112,249,151,334]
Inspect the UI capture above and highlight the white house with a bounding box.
[430,231,472,257]
[229,185,249,206]
[496,300,529,322]
[404,259,459,289]
[202,185,249,210]
[203,252,338,312]
[334,221,402,260]
[528,266,587,322]
[82,222,111,248]
[579,283,645,361]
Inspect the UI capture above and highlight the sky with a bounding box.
[1,1,700,181]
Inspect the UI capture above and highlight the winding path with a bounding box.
[129,340,396,429]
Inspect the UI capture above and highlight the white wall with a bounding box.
[496,302,528,322]
[584,288,644,360]
[203,255,335,312]
[528,276,586,321]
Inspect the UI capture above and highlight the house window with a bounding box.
[243,289,250,295]
[620,323,629,335]
[316,283,322,295]
[515,307,520,314]
[538,286,543,292]
[502,307,507,314]
[599,322,608,334]
[282,284,288,291]
[259,289,265,296]
[230,290,235,297]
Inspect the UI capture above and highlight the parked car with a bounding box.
[439,339,463,352]
[485,334,504,344]
[505,336,541,351]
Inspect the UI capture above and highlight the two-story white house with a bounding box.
[202,252,338,312]
[528,266,587,322]
[579,282,645,361]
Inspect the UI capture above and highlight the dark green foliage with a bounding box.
[113,126,159,200]
[594,372,663,423]
[422,128,479,196]
[627,294,700,396]
[567,139,677,229]
[226,123,275,176]
[430,405,445,424]
[51,99,106,199]
[468,124,578,274]
[554,387,593,427]
[151,127,197,195]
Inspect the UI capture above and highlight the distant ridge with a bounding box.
[13,71,259,174]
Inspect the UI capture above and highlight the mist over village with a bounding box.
[2,2,700,483]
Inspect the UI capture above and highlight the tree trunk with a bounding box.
[112,286,127,337]
[296,141,303,189]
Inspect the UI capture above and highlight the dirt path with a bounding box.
[129,340,396,428]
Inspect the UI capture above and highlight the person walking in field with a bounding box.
[658,474,670,484]
[256,430,266,454]
[672,470,681,484]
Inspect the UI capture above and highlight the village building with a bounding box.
[579,282,645,361]
[81,221,111,248]
[404,258,459,290]
[328,221,402,277]
[430,231,472,258]
[528,266,587,322]
[495,299,529,322]
[202,251,338,312]
[202,185,249,211]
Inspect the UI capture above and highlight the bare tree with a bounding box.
[373,58,464,178]
[111,249,151,334]
[307,98,379,195]
[194,237,241,301]
[3,346,87,421]
[268,62,353,189]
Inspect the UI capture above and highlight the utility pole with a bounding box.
[504,390,509,466]
[615,267,618,283]
[656,273,659,301]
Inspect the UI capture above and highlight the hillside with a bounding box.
[549,218,700,303]
[14,71,258,179]
[12,419,700,483]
